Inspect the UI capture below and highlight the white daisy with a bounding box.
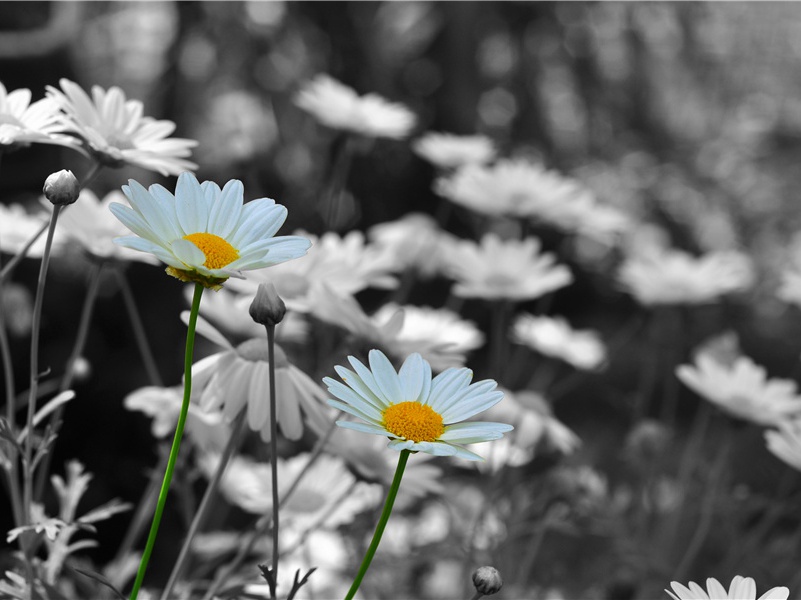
[441,233,573,301]
[0,203,66,258]
[666,576,789,600]
[765,418,801,472]
[618,247,754,306]
[676,350,801,427]
[0,82,76,149]
[109,172,311,289]
[46,78,198,176]
[412,132,496,169]
[189,316,329,441]
[294,74,416,139]
[324,349,513,461]
[56,190,157,264]
[511,313,606,371]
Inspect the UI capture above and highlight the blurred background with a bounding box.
[4,2,801,597]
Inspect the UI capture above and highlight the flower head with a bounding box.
[441,233,573,301]
[511,313,606,371]
[619,247,754,306]
[294,74,416,139]
[110,172,311,289]
[43,170,80,206]
[676,350,801,427]
[0,82,76,149]
[666,576,789,600]
[368,212,457,278]
[46,78,198,175]
[324,349,513,461]
[765,418,801,472]
[412,132,496,169]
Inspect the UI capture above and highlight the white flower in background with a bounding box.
[441,233,573,301]
[618,247,754,305]
[676,350,801,427]
[0,82,76,148]
[511,313,606,371]
[228,229,398,312]
[46,78,198,175]
[368,212,457,278]
[666,576,789,600]
[372,303,485,370]
[765,418,801,472]
[189,315,329,441]
[412,132,496,169]
[0,203,66,258]
[325,350,513,461]
[201,452,381,530]
[110,172,311,289]
[55,190,158,264]
[123,385,229,451]
[294,74,416,139]
[777,268,801,308]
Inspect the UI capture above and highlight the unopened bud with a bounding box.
[472,566,503,596]
[43,170,80,206]
[249,282,286,326]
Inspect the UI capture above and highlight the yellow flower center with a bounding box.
[382,401,444,443]
[183,232,239,269]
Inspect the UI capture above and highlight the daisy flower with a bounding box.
[46,78,198,176]
[189,315,329,441]
[324,349,513,461]
[511,313,606,371]
[294,74,416,139]
[666,575,789,600]
[368,212,457,278]
[412,132,496,169]
[676,350,801,427]
[109,172,311,289]
[765,418,801,472]
[441,233,573,301]
[0,82,76,149]
[56,190,158,264]
[618,247,754,306]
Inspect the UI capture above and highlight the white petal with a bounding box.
[335,420,394,437]
[171,238,206,267]
[277,374,303,440]
[327,399,383,427]
[324,377,384,421]
[207,179,244,239]
[368,349,403,403]
[439,421,513,444]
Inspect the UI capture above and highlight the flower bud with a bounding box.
[472,566,503,596]
[249,282,286,326]
[43,169,80,206]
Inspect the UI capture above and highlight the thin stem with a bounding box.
[114,268,163,386]
[0,269,22,528]
[343,449,410,600]
[468,593,483,600]
[160,411,247,600]
[266,322,279,600]
[128,283,204,600]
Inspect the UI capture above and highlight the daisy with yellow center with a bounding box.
[325,349,513,461]
[109,172,311,289]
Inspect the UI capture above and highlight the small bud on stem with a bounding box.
[472,566,503,598]
[43,170,80,206]
[249,282,286,326]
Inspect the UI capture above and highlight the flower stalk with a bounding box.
[128,283,204,600]
[266,320,280,600]
[343,449,410,600]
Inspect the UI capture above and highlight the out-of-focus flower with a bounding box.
[765,418,801,472]
[110,172,311,289]
[124,385,229,451]
[412,132,496,169]
[511,314,606,371]
[0,282,33,338]
[325,349,513,461]
[46,78,198,176]
[0,82,76,149]
[189,316,329,441]
[441,233,573,301]
[56,190,157,263]
[0,204,66,258]
[666,576,789,600]
[368,212,457,278]
[294,74,416,139]
[618,247,754,305]
[676,350,801,426]
[372,303,485,370]
[201,452,381,530]
[229,230,397,312]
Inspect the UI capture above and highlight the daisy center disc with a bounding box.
[184,232,239,269]
[382,401,444,443]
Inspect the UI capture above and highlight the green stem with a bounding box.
[266,323,279,600]
[343,449,410,600]
[128,283,204,600]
